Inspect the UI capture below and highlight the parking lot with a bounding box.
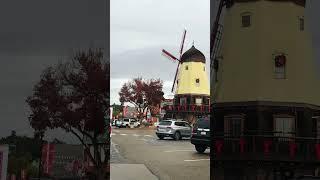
[110,127,210,180]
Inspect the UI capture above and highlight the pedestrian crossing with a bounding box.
[111,131,191,146]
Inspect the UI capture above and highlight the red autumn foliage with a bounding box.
[26,49,109,179]
[119,78,164,119]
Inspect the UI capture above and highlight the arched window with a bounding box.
[274,54,286,79]
[195,78,200,87]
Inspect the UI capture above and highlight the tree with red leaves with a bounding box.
[26,49,109,180]
[119,78,164,121]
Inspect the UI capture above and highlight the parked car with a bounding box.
[155,119,192,140]
[120,118,139,128]
[191,117,210,153]
[115,119,123,128]
[112,119,117,126]
[129,119,140,128]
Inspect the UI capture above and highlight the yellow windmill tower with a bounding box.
[162,30,210,123]
[211,0,320,179]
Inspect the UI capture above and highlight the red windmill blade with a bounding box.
[179,29,187,59]
[171,29,186,93]
[161,49,179,62]
[161,29,187,93]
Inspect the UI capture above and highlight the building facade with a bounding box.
[211,0,320,179]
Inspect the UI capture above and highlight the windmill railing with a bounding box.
[213,134,320,163]
[163,104,211,113]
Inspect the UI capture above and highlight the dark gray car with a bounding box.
[155,119,192,140]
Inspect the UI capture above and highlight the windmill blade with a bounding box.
[179,29,187,58]
[171,62,181,93]
[210,0,225,59]
[162,49,179,62]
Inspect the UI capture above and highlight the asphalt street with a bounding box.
[110,127,210,180]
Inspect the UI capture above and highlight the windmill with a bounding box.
[210,0,228,100]
[161,29,187,93]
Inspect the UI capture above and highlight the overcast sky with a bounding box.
[1,0,320,142]
[0,0,107,142]
[110,0,210,105]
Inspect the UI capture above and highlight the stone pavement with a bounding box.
[110,164,158,180]
[110,140,158,180]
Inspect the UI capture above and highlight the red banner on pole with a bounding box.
[215,140,223,154]
[263,140,272,155]
[42,143,55,175]
[239,138,246,153]
[289,142,297,158]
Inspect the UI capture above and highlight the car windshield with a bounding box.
[123,119,129,122]
[159,121,172,126]
[195,118,210,129]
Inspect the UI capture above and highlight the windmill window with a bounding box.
[185,66,188,70]
[274,115,295,139]
[274,54,286,79]
[195,98,203,105]
[224,115,244,137]
[313,117,320,138]
[299,17,304,31]
[180,97,187,105]
[195,78,200,86]
[203,67,205,71]
[241,12,252,27]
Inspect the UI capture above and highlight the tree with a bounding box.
[119,78,164,120]
[26,49,109,179]
[111,103,122,118]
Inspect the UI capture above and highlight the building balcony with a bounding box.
[163,104,211,113]
[213,134,320,163]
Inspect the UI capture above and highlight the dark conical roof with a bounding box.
[180,45,206,63]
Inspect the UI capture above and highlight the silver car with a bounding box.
[155,119,192,140]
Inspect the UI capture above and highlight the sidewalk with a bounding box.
[110,164,158,180]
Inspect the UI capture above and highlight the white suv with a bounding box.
[122,118,140,128]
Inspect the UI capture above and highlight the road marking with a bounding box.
[164,150,194,153]
[133,134,141,137]
[120,134,127,136]
[144,135,154,138]
[111,141,120,154]
[184,159,210,162]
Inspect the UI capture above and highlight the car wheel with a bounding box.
[174,132,181,141]
[157,135,164,140]
[126,124,129,128]
[195,145,207,153]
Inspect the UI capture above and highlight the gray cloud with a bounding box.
[110,0,210,104]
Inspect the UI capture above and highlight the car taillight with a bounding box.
[192,127,197,135]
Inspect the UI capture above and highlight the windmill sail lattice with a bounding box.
[161,29,187,93]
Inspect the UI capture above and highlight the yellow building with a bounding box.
[211,0,320,179]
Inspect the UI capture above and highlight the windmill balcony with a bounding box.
[163,104,211,114]
[213,133,320,163]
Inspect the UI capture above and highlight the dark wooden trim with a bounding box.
[226,0,305,7]
[213,101,320,111]
[175,94,210,97]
